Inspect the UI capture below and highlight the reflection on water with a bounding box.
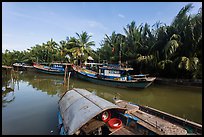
[2,87,15,108]
[2,70,202,135]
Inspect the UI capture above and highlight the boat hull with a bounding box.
[74,71,154,88]
[13,65,26,71]
[34,66,66,75]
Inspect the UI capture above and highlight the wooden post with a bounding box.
[67,72,71,90]
[119,43,122,68]
[64,65,67,83]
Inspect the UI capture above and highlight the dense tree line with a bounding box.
[96,4,202,79]
[2,31,96,66]
[2,4,202,79]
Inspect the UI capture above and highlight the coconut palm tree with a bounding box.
[57,40,68,62]
[45,38,58,63]
[68,31,95,65]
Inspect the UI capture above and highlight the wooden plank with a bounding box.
[131,110,187,135]
[137,120,165,135]
[109,126,137,135]
[115,100,139,113]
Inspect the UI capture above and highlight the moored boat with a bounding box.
[73,64,156,88]
[22,65,35,71]
[13,63,35,71]
[58,88,152,135]
[57,88,202,135]
[113,99,202,135]
[13,63,26,71]
[33,62,73,75]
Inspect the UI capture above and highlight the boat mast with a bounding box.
[119,43,121,68]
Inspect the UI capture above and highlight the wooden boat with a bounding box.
[57,88,202,135]
[22,65,35,71]
[58,88,146,135]
[33,62,73,75]
[73,64,156,88]
[13,63,26,71]
[13,63,35,71]
[2,65,13,70]
[113,99,202,135]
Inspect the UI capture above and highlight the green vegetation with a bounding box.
[2,4,202,79]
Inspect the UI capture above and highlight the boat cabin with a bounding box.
[50,63,72,71]
[84,62,103,72]
[98,64,133,80]
[58,88,133,135]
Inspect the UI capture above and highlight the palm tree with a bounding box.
[58,40,68,62]
[45,38,58,63]
[104,31,120,63]
[2,49,13,66]
[123,21,144,62]
[68,31,95,65]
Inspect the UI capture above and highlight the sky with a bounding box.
[2,2,202,52]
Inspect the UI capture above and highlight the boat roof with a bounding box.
[84,62,103,65]
[99,66,133,71]
[50,62,72,65]
[58,88,126,135]
[35,62,72,66]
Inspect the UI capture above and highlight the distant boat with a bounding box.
[73,64,156,88]
[33,62,73,75]
[22,65,35,71]
[58,88,202,135]
[13,63,35,71]
[13,63,26,71]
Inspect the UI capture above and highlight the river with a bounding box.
[2,70,202,135]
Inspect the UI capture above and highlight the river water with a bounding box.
[2,70,202,135]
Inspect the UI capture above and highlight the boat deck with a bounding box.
[109,126,139,135]
[115,100,188,135]
[80,118,138,135]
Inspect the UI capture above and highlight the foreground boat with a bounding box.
[58,88,202,135]
[114,99,202,135]
[58,88,132,135]
[73,65,156,88]
[33,62,72,75]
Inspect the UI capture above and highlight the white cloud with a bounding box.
[118,14,125,18]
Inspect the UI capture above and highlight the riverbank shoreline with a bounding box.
[155,77,202,88]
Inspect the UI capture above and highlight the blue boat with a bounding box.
[57,88,201,135]
[33,62,73,75]
[73,64,156,88]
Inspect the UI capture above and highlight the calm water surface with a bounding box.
[2,70,202,135]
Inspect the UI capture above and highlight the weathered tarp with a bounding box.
[58,88,125,135]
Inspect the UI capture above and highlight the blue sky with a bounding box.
[2,2,202,52]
